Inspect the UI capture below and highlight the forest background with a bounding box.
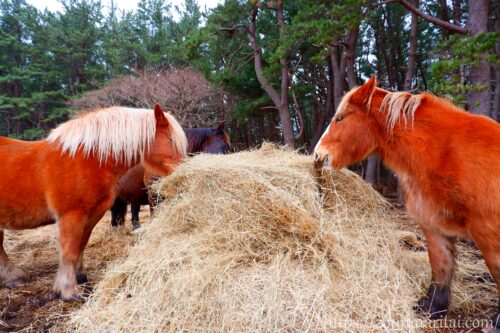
[1,0,498,190]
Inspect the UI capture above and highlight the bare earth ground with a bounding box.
[0,206,496,333]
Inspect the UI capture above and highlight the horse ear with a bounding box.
[154,104,169,127]
[216,121,225,132]
[351,76,377,105]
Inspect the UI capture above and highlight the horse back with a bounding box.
[0,138,122,230]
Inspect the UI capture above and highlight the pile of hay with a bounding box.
[64,144,494,332]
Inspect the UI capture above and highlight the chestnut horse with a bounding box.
[0,105,187,300]
[111,123,231,228]
[314,77,500,326]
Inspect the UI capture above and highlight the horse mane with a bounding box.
[380,91,425,131]
[47,106,187,165]
[337,85,465,136]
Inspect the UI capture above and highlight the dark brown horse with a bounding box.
[110,122,231,228]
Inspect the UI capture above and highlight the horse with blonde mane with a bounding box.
[314,77,500,326]
[0,105,187,300]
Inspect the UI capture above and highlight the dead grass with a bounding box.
[61,144,495,332]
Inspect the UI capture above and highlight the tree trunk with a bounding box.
[345,27,359,89]
[493,4,500,121]
[277,0,294,146]
[308,72,331,152]
[452,0,461,25]
[245,118,254,147]
[365,155,378,185]
[466,0,491,116]
[438,0,450,39]
[404,0,418,91]
[330,42,345,110]
[247,4,295,146]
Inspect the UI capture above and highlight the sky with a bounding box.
[26,0,223,14]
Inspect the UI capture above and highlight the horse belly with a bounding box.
[0,201,54,230]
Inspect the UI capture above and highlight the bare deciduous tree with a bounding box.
[72,68,225,127]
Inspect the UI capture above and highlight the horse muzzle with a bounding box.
[313,149,331,170]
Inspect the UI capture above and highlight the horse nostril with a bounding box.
[324,155,330,168]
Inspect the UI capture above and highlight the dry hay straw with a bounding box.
[64,144,493,332]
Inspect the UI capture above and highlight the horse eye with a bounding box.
[336,115,344,123]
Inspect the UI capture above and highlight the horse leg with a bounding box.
[75,198,113,286]
[0,230,26,287]
[74,223,95,285]
[147,189,158,217]
[131,203,141,229]
[416,227,457,319]
[469,224,500,328]
[144,173,162,218]
[54,211,87,300]
[110,197,127,227]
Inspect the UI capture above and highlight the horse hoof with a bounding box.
[3,278,25,288]
[492,313,500,329]
[414,298,448,319]
[2,267,26,288]
[55,289,89,302]
[76,273,88,285]
[132,222,141,230]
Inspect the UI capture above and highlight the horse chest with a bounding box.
[400,174,469,239]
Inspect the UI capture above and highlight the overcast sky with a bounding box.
[26,0,223,14]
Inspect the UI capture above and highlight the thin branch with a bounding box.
[230,54,254,76]
[218,24,250,34]
[396,0,468,34]
[291,86,304,141]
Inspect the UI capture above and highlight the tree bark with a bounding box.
[437,0,450,39]
[466,0,491,116]
[330,41,346,110]
[493,5,500,121]
[404,0,418,91]
[276,0,295,146]
[452,0,461,26]
[345,27,359,89]
[365,155,379,185]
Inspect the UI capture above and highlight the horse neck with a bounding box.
[184,129,209,154]
[368,91,435,178]
[62,146,138,182]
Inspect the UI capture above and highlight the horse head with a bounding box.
[314,76,383,169]
[143,104,188,176]
[201,121,231,154]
